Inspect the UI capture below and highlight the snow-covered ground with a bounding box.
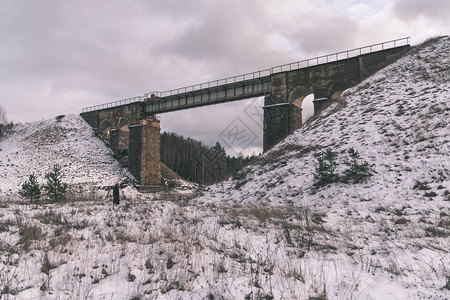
[0,37,449,299]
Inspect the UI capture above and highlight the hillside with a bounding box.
[197,37,450,298]
[0,37,449,299]
[0,115,136,196]
[0,116,194,197]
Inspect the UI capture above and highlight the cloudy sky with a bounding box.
[1,0,449,155]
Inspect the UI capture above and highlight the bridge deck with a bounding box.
[144,75,271,113]
[82,37,410,114]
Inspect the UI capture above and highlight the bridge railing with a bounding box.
[271,37,410,73]
[81,96,143,113]
[82,37,410,112]
[143,69,271,99]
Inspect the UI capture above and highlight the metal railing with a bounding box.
[271,37,410,73]
[82,37,410,113]
[82,96,143,113]
[143,69,272,99]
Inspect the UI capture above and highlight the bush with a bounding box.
[19,174,41,203]
[313,149,338,186]
[18,224,43,250]
[43,165,68,202]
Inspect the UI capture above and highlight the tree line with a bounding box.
[160,132,256,185]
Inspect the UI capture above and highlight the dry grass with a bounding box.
[413,36,446,52]
[18,224,43,251]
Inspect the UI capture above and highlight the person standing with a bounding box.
[113,183,120,206]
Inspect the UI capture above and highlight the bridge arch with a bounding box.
[117,117,130,129]
[301,94,315,124]
[327,79,354,100]
[117,117,130,154]
[289,86,313,107]
[99,120,112,140]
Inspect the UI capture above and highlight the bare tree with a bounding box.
[0,104,6,125]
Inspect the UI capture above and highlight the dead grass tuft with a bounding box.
[18,224,43,250]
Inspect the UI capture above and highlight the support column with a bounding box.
[290,104,303,132]
[110,128,120,158]
[263,95,290,152]
[263,95,304,152]
[141,117,161,186]
[312,97,329,114]
[312,87,330,115]
[128,116,161,189]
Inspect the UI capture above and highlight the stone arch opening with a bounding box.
[301,94,314,124]
[117,117,130,162]
[328,80,352,100]
[288,86,313,130]
[98,120,112,140]
[118,124,129,150]
[289,86,313,106]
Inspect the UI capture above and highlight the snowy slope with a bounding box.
[0,115,136,195]
[0,37,449,300]
[204,37,449,207]
[198,36,450,298]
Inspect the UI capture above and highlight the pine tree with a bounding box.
[343,148,371,183]
[314,149,338,186]
[212,142,226,156]
[19,174,41,203]
[43,165,68,202]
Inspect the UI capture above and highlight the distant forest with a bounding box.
[160,132,256,185]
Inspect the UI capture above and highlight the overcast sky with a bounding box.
[1,0,449,155]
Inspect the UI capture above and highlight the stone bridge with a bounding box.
[81,38,410,188]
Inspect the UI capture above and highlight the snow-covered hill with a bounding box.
[197,36,450,298]
[204,37,449,207]
[0,37,449,299]
[0,115,135,195]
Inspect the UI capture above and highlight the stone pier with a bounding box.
[128,116,161,188]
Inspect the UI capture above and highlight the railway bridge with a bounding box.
[81,38,410,188]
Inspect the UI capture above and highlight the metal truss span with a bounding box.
[144,76,272,114]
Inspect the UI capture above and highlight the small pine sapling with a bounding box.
[19,173,41,203]
[343,148,371,183]
[43,164,68,202]
[314,149,339,186]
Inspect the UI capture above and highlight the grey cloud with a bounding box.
[159,0,294,77]
[392,0,450,21]
[281,13,361,56]
[0,1,198,110]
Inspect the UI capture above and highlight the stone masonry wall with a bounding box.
[140,118,161,186]
[264,45,410,151]
[128,125,143,183]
